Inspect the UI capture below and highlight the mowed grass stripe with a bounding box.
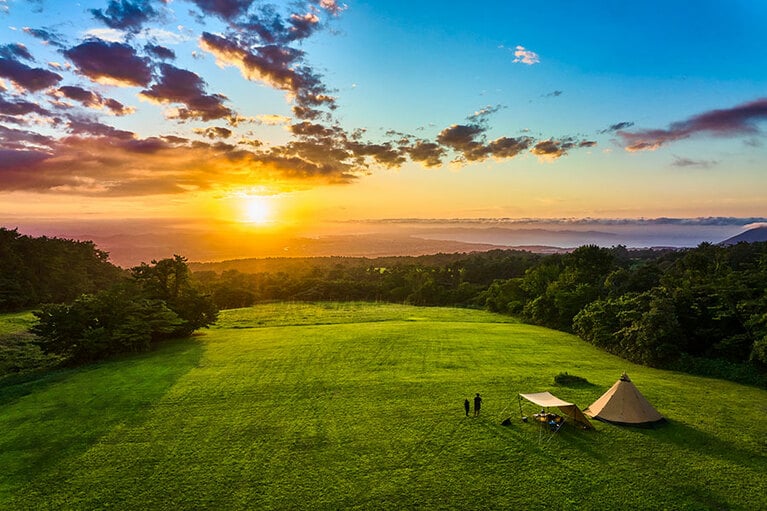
[1,303,766,510]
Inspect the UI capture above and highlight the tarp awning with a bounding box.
[519,391,594,430]
[519,391,573,408]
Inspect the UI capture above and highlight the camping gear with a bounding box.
[518,391,593,430]
[584,373,665,427]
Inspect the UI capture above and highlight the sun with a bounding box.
[243,196,272,225]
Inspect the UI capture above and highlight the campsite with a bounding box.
[2,302,766,509]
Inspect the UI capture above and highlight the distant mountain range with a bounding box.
[6,221,764,268]
[720,226,767,245]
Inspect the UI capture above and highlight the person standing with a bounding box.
[464,398,470,416]
[473,393,482,417]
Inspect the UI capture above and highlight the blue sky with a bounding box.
[1,0,766,260]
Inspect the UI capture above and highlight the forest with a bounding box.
[1,227,765,385]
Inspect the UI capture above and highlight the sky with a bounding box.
[1,0,767,263]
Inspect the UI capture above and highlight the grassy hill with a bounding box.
[1,303,766,510]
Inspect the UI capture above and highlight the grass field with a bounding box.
[1,302,766,510]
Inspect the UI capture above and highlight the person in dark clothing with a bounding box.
[464,398,470,416]
[473,393,482,416]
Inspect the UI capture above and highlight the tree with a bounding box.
[31,285,183,363]
[132,255,218,335]
[31,256,217,365]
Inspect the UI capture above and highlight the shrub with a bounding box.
[554,371,590,386]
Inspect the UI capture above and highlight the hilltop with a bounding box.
[2,303,766,509]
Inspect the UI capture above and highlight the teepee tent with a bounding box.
[584,373,665,427]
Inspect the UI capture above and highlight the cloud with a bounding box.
[139,63,234,121]
[145,43,176,60]
[513,45,539,65]
[187,2,342,120]
[81,28,127,43]
[433,107,537,163]
[599,121,634,134]
[531,139,565,160]
[22,27,66,48]
[0,93,50,117]
[671,155,718,168]
[64,40,152,86]
[0,43,34,61]
[485,136,533,158]
[90,0,159,33]
[55,85,134,115]
[619,98,767,151]
[289,120,417,169]
[319,0,347,16]
[0,130,360,196]
[435,123,535,162]
[530,137,593,161]
[256,113,291,125]
[404,140,445,168]
[286,12,323,42]
[65,116,135,139]
[0,124,54,150]
[467,104,504,123]
[188,0,253,21]
[436,124,485,156]
[0,56,62,91]
[199,32,334,119]
[346,140,405,169]
[194,126,233,139]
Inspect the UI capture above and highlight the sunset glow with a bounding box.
[0,1,765,265]
[243,196,272,225]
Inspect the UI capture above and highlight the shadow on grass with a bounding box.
[480,414,605,461]
[633,420,767,470]
[0,338,204,495]
[0,338,203,406]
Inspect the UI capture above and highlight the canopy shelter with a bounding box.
[518,391,593,430]
[584,373,665,427]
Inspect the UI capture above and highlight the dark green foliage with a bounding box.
[0,332,62,375]
[31,286,184,363]
[0,228,123,311]
[519,246,616,331]
[574,288,683,366]
[29,256,218,365]
[671,353,767,387]
[191,250,541,309]
[132,255,219,335]
[570,243,767,378]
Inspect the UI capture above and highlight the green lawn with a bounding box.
[1,302,766,510]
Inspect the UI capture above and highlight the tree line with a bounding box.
[0,228,123,311]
